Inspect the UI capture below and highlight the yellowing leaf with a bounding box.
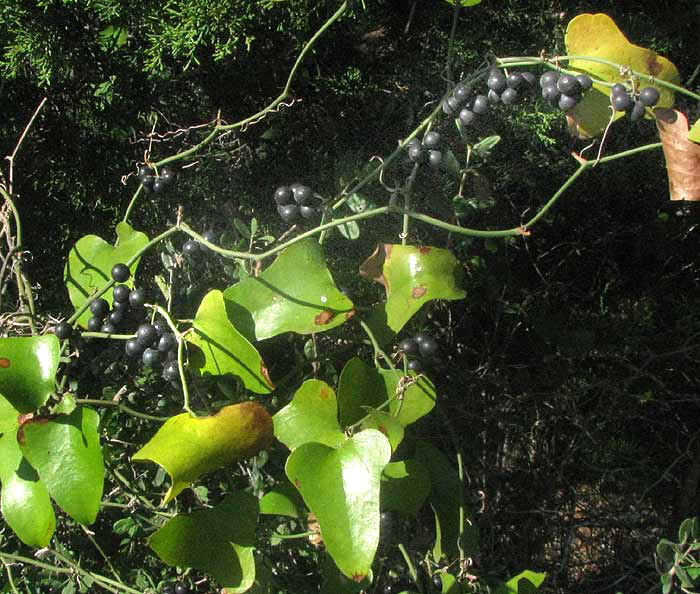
[132,402,273,504]
[564,13,680,138]
[656,108,700,200]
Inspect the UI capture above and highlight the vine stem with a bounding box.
[75,398,169,422]
[398,543,424,593]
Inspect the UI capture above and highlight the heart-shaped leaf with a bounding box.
[381,459,430,515]
[336,357,436,429]
[259,482,304,517]
[187,290,275,394]
[224,238,355,341]
[149,491,258,593]
[0,395,55,547]
[285,430,391,580]
[19,406,104,525]
[64,222,149,327]
[0,335,60,412]
[564,13,680,138]
[360,244,465,343]
[273,380,345,451]
[132,402,274,503]
[656,108,700,200]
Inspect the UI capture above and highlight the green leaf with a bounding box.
[360,244,465,340]
[493,571,547,594]
[443,0,481,5]
[443,149,462,179]
[19,406,103,525]
[381,459,430,515]
[224,238,355,341]
[133,402,274,504]
[285,430,392,580]
[187,290,275,394]
[656,539,676,564]
[336,358,436,429]
[435,572,462,594]
[64,222,148,328]
[564,13,680,138]
[260,483,305,517]
[149,492,258,593]
[347,193,373,213]
[337,220,361,240]
[273,380,345,451]
[98,25,128,50]
[0,335,60,413]
[320,553,368,594]
[689,119,700,144]
[472,135,501,159]
[679,517,698,543]
[415,441,475,559]
[0,397,55,547]
[361,410,404,452]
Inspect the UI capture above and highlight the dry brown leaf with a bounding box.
[655,108,700,201]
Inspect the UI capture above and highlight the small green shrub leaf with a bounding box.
[133,402,274,504]
[187,290,274,394]
[19,406,103,525]
[224,238,354,340]
[0,335,60,413]
[285,429,391,580]
[64,222,148,328]
[149,492,258,593]
[381,459,430,515]
[273,380,345,451]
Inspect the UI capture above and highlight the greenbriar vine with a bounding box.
[0,4,698,594]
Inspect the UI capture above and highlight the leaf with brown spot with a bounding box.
[656,108,700,201]
[315,310,335,325]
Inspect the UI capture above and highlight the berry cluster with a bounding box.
[487,67,536,105]
[161,584,189,594]
[139,164,176,193]
[183,229,218,258]
[398,331,439,372]
[610,83,660,121]
[406,131,442,168]
[539,70,593,112]
[124,316,179,380]
[441,82,488,127]
[274,183,319,224]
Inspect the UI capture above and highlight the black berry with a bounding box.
[292,184,312,205]
[557,74,580,95]
[161,586,174,594]
[54,322,73,340]
[423,131,440,148]
[100,322,117,334]
[487,68,506,93]
[639,86,660,107]
[418,334,439,358]
[558,94,578,112]
[399,338,419,355]
[90,298,110,319]
[428,150,442,168]
[111,263,130,282]
[174,584,189,594]
[433,573,443,590]
[129,288,147,308]
[183,239,199,256]
[274,186,293,205]
[125,338,143,357]
[153,319,168,336]
[408,144,425,163]
[162,360,180,382]
[501,87,518,105]
[278,204,299,224]
[611,92,631,112]
[299,205,316,219]
[506,72,524,89]
[160,166,176,184]
[407,358,423,372]
[158,332,177,353]
[152,178,167,193]
[576,74,593,91]
[539,70,559,88]
[472,95,488,114]
[113,284,130,303]
[629,100,647,122]
[136,323,158,347]
[459,108,475,126]
[87,317,103,332]
[142,348,161,367]
[108,310,124,326]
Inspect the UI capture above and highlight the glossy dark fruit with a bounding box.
[113,301,130,313]
[108,310,124,325]
[418,335,439,358]
[274,186,293,205]
[158,332,177,353]
[161,585,174,594]
[428,150,442,168]
[453,84,469,101]
[541,83,559,101]
[100,322,117,334]
[160,166,175,184]
[141,175,155,191]
[278,203,299,224]
[442,101,455,115]
[183,239,199,256]
[174,585,189,594]
[639,86,660,107]
[152,178,167,193]
[292,184,312,205]
[162,360,180,382]
[414,331,430,344]
[611,92,631,112]
[458,108,475,126]
[398,338,419,355]
[54,322,73,340]
[299,204,316,219]
[423,131,440,148]
[629,100,647,122]
[408,144,425,163]
[113,284,130,303]
[138,165,155,180]
[407,358,423,372]
[539,71,558,88]
[611,83,627,96]
[472,94,488,114]
[501,88,518,105]
[153,319,168,336]
[433,573,443,590]
[487,68,506,93]
[129,288,147,308]
[507,72,524,89]
[446,95,461,112]
[406,137,420,148]
[556,74,580,95]
[111,263,130,282]
[521,71,536,85]
[558,94,578,112]
[90,298,110,319]
[136,323,158,347]
[87,317,103,332]
[576,74,593,91]
[142,347,161,367]
[125,338,143,357]
[487,89,500,104]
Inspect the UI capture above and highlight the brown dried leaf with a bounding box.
[656,108,700,201]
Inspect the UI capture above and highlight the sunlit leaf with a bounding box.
[493,570,547,594]
[132,402,273,503]
[656,108,700,200]
[381,459,430,515]
[286,430,391,580]
[19,406,103,525]
[564,13,680,138]
[0,335,59,413]
[360,244,465,342]
[361,410,404,452]
[149,492,258,593]
[260,482,304,517]
[689,119,700,144]
[187,290,274,394]
[224,238,355,340]
[64,222,148,327]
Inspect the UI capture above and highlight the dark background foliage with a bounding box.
[2,1,700,592]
